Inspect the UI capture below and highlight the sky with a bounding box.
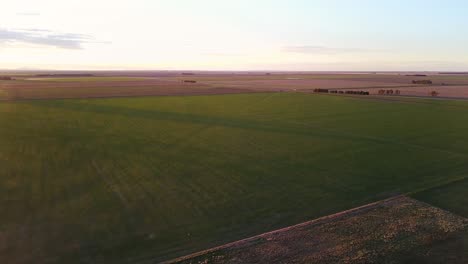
[1,0,468,71]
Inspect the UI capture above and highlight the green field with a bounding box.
[1,93,468,263]
[413,178,468,218]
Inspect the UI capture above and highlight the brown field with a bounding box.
[0,78,255,100]
[167,196,468,264]
[202,79,412,91]
[340,85,468,99]
[2,71,468,100]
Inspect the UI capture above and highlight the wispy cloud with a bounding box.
[0,28,99,49]
[282,45,380,54]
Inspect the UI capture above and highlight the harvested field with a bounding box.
[0,78,193,90]
[165,73,468,85]
[332,85,468,99]
[165,72,468,98]
[0,78,255,100]
[3,72,468,100]
[168,196,468,264]
[24,77,156,82]
[378,85,468,98]
[202,79,412,91]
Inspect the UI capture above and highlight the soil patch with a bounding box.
[167,196,468,264]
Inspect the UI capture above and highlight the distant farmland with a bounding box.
[3,72,468,100]
[1,93,468,263]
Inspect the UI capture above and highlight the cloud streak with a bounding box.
[282,45,380,54]
[0,28,95,49]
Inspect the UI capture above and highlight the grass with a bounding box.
[412,178,468,217]
[1,93,468,263]
[176,196,468,264]
[0,84,212,101]
[0,89,7,99]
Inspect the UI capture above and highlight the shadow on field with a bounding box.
[27,99,468,160]
[28,100,362,140]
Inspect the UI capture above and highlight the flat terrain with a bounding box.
[2,71,468,100]
[413,178,468,218]
[1,92,468,263]
[337,85,468,99]
[0,78,251,100]
[169,196,468,264]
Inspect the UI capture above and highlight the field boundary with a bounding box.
[407,175,468,197]
[310,93,468,106]
[4,87,468,103]
[162,195,406,264]
[0,89,269,103]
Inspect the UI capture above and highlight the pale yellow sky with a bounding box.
[1,0,468,70]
